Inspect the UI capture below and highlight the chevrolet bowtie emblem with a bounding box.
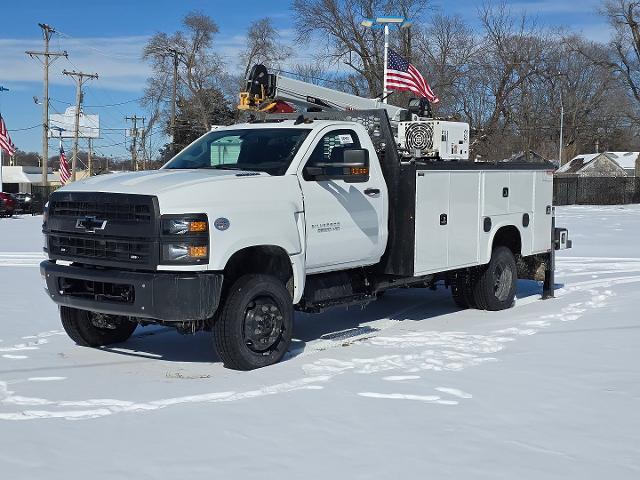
[75,216,107,233]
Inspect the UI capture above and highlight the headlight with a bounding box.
[160,214,209,264]
[162,217,208,235]
[162,243,208,262]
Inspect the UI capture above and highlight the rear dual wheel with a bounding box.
[451,246,517,311]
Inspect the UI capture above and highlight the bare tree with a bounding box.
[142,12,232,145]
[292,0,430,98]
[602,1,640,114]
[241,18,292,80]
[414,13,478,117]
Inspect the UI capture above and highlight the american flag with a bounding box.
[0,114,17,156]
[59,142,71,185]
[386,49,439,104]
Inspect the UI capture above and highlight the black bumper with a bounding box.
[41,261,223,322]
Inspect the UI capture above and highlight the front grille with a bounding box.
[46,192,159,269]
[50,199,152,223]
[49,234,152,265]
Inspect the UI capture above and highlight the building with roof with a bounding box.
[1,166,89,193]
[556,152,639,177]
[605,152,639,176]
[500,150,549,164]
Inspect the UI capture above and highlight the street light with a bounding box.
[556,71,566,166]
[361,16,412,104]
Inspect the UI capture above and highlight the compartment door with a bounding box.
[448,172,481,267]
[414,172,450,274]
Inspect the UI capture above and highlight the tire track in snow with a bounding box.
[0,256,636,420]
[0,375,331,421]
[0,252,45,267]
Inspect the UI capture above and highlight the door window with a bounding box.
[304,129,361,180]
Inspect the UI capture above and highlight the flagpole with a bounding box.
[383,24,389,104]
[0,86,7,191]
[59,134,63,185]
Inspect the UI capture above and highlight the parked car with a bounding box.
[11,192,35,214]
[0,192,17,217]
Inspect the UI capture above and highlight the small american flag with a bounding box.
[59,142,71,184]
[386,49,439,104]
[0,114,17,156]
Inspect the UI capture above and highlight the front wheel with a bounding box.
[213,274,293,370]
[472,246,518,311]
[60,307,138,347]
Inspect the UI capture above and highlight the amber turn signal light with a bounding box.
[188,221,208,233]
[188,245,208,258]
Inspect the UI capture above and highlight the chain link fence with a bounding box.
[554,177,640,205]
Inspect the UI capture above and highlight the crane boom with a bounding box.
[238,64,470,161]
[238,65,406,123]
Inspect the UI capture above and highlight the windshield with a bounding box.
[163,128,311,176]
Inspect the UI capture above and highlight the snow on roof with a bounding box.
[606,152,639,170]
[558,152,639,173]
[557,153,600,173]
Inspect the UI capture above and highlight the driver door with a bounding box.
[300,128,385,272]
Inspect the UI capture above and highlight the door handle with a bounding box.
[364,188,380,197]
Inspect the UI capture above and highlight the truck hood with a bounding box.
[58,169,270,196]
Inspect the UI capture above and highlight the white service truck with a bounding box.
[41,67,570,370]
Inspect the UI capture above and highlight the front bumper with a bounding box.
[41,261,222,322]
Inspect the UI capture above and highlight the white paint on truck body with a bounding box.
[414,168,552,276]
[58,119,553,305]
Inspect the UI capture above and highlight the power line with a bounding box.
[50,97,143,108]
[8,124,42,132]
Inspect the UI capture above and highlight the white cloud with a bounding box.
[0,36,151,92]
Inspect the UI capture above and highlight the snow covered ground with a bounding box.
[0,206,639,479]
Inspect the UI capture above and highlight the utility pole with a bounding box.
[87,138,93,176]
[140,120,148,170]
[126,115,145,171]
[168,48,181,155]
[62,70,98,181]
[26,23,68,187]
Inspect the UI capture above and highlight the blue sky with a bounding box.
[0,0,606,159]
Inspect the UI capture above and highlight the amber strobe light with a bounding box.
[351,167,369,175]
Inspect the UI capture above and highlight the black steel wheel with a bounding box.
[213,274,293,370]
[472,246,518,311]
[60,307,138,347]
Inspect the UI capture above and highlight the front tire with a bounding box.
[213,274,293,370]
[472,246,518,311]
[60,307,138,347]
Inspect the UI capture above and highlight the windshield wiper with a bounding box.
[203,165,245,170]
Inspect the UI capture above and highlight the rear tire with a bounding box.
[60,307,138,347]
[472,246,517,311]
[213,274,293,370]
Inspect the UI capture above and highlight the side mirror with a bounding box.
[304,148,370,183]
